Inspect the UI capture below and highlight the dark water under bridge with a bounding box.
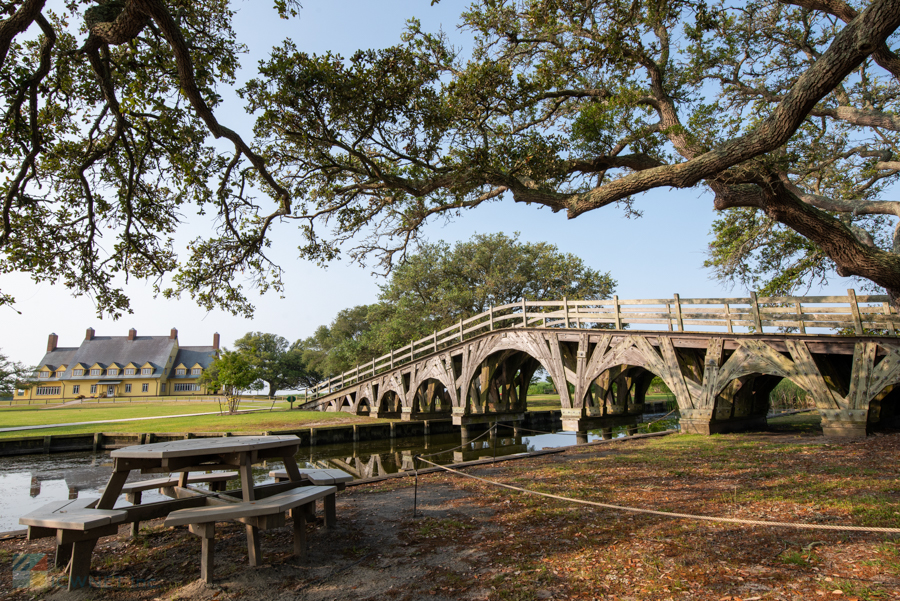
[305,292,900,438]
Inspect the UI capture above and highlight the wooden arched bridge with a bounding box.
[303,291,900,438]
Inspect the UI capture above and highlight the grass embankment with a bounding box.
[0,401,385,439]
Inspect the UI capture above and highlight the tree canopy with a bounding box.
[199,348,261,413]
[233,331,320,397]
[302,232,616,376]
[0,349,30,397]
[2,0,900,313]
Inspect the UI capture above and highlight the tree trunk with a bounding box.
[267,382,276,398]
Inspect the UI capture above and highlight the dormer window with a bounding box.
[141,368,152,375]
[191,368,202,375]
[90,369,101,376]
[107,368,119,376]
[56,370,65,377]
[73,369,84,376]
[39,371,50,378]
[125,368,135,375]
[176,368,186,376]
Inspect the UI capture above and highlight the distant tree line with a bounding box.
[299,233,616,377]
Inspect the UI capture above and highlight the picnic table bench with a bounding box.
[164,485,337,583]
[106,471,239,536]
[269,468,353,489]
[19,498,128,590]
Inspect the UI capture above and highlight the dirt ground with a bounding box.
[1,431,898,601]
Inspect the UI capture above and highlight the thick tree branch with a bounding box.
[0,0,44,69]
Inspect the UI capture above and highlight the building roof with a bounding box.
[36,336,176,381]
[169,347,217,379]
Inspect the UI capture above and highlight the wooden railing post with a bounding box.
[489,304,494,331]
[673,294,684,332]
[724,303,733,334]
[750,291,763,333]
[883,301,897,336]
[390,348,394,369]
[848,288,864,335]
[613,295,622,330]
[563,296,569,329]
[459,318,464,342]
[795,302,806,334]
[666,302,673,331]
[433,330,438,353]
[522,298,528,327]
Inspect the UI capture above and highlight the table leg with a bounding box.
[190,523,216,584]
[238,452,262,566]
[97,470,130,509]
[67,539,97,590]
[282,454,303,482]
[55,542,72,569]
[291,507,306,560]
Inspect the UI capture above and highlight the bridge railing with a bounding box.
[304,290,899,400]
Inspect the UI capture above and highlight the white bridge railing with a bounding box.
[302,289,898,402]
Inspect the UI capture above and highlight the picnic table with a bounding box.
[22,435,332,589]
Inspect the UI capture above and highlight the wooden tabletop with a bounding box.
[110,435,301,459]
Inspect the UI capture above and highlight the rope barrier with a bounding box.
[416,423,498,459]
[416,457,900,534]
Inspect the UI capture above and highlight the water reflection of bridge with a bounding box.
[308,293,900,438]
[299,434,538,479]
[27,460,113,499]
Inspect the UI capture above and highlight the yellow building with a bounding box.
[21,328,220,401]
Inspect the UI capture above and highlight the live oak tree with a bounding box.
[302,233,616,375]
[232,331,320,397]
[0,349,31,397]
[3,0,900,314]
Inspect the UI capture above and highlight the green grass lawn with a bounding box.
[0,407,386,439]
[0,401,279,426]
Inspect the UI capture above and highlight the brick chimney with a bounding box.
[85,328,94,341]
[169,328,178,340]
[128,328,137,341]
[47,333,58,352]
[213,333,220,350]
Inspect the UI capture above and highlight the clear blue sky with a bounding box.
[0,0,859,366]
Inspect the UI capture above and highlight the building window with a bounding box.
[90,369,101,376]
[176,368,186,376]
[72,385,80,394]
[17,389,24,396]
[141,383,149,392]
[161,384,166,393]
[125,384,132,393]
[174,383,200,392]
[56,371,65,378]
[90,384,97,394]
[107,369,118,376]
[191,368,202,375]
[39,371,50,378]
[73,369,84,376]
[141,368,152,376]
[125,368,135,375]
[35,386,61,395]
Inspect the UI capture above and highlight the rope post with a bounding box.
[412,455,419,519]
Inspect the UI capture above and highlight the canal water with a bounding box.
[0,418,677,533]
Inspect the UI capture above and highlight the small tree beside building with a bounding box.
[201,350,262,414]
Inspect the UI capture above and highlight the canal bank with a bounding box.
[0,409,583,457]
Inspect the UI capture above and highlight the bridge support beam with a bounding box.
[560,409,639,433]
[820,409,868,438]
[679,409,767,435]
